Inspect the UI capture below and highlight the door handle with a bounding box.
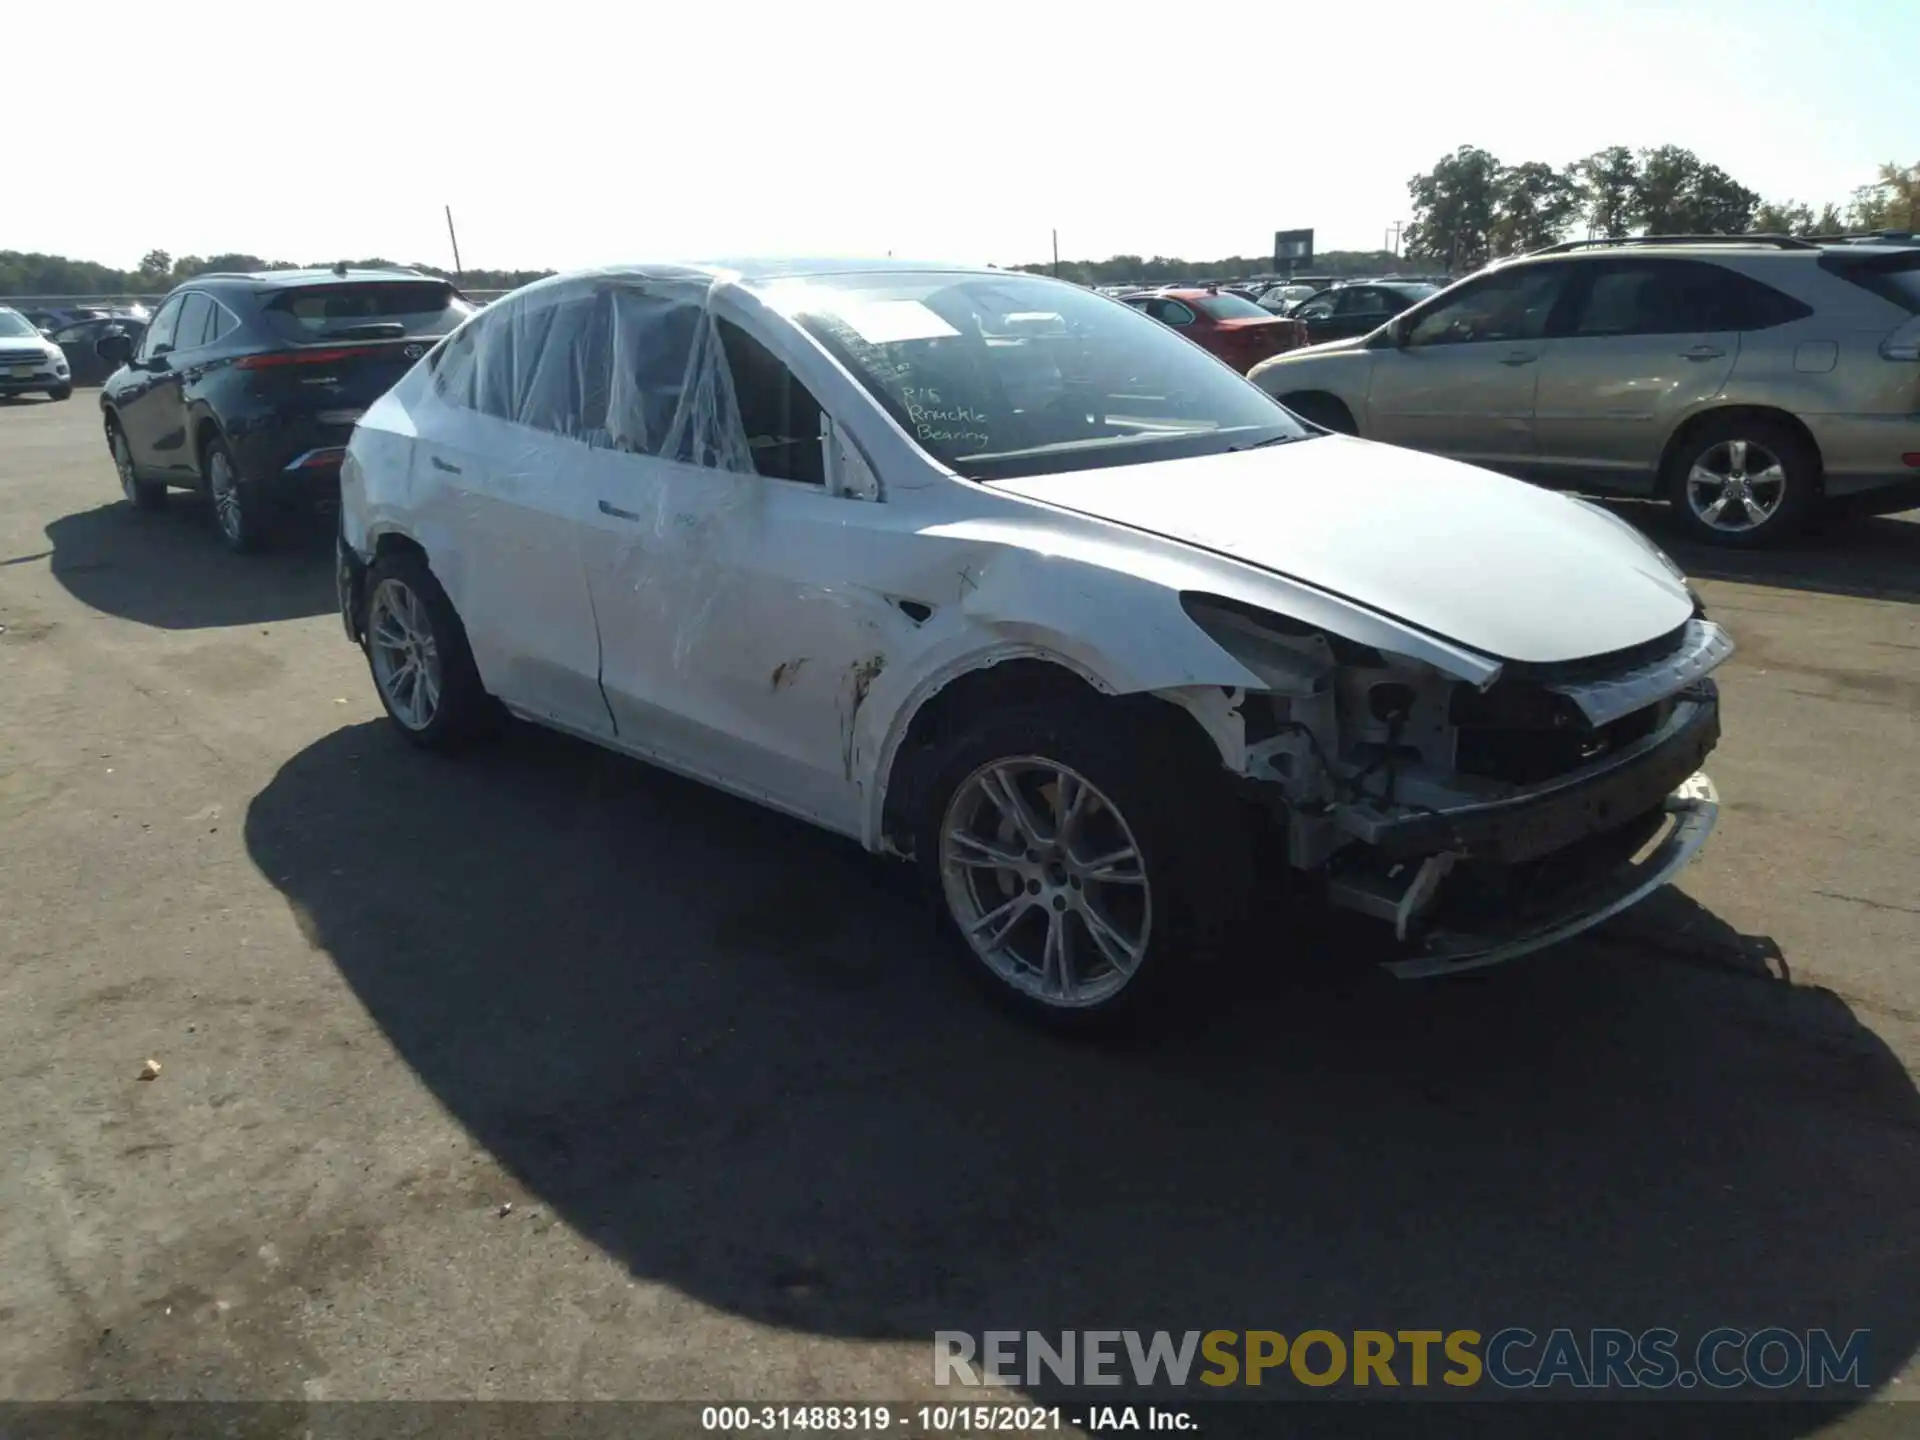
[1499,351,1538,366]
[598,499,640,521]
[1681,345,1726,361]
[430,455,461,473]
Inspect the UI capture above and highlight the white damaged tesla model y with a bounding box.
[338,260,1731,1031]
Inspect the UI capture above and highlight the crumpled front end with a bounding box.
[1184,595,1733,974]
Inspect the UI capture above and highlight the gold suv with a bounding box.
[1248,236,1920,547]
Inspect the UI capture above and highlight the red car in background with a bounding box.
[1120,286,1307,373]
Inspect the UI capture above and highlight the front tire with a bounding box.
[1665,415,1818,548]
[107,422,166,510]
[912,700,1252,1035]
[48,385,72,401]
[361,551,496,751]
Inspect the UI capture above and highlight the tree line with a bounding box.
[0,248,553,297]
[1402,149,1918,271]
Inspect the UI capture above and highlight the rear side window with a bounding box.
[175,293,212,349]
[1192,292,1270,321]
[1820,251,1920,315]
[263,281,473,343]
[1568,259,1810,336]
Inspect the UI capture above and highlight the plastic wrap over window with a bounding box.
[431,270,757,474]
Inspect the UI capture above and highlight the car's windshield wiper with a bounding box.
[1225,433,1308,452]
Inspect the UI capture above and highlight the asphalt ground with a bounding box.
[1,393,1916,1435]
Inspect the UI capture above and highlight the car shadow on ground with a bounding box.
[44,501,335,630]
[1593,498,1920,604]
[245,720,1919,1432]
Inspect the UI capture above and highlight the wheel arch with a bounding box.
[1658,404,1825,495]
[870,650,1238,861]
[190,411,229,485]
[1275,388,1359,433]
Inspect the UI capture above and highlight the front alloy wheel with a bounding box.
[939,757,1152,1010]
[367,577,444,733]
[111,429,164,509]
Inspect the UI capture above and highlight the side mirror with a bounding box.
[1384,315,1411,347]
[95,332,135,365]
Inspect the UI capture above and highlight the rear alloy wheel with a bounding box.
[1667,416,1817,548]
[361,551,497,751]
[204,438,264,553]
[109,425,166,510]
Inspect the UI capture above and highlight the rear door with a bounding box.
[1364,262,1573,467]
[1531,259,1765,489]
[407,285,614,738]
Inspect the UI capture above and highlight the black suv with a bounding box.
[97,268,474,551]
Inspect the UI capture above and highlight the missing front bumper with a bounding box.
[1379,772,1719,979]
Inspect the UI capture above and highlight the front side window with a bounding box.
[763,271,1307,481]
[1404,265,1568,346]
[1295,293,1337,319]
[138,296,184,358]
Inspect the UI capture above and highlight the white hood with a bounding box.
[991,435,1696,665]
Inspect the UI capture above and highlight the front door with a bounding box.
[581,301,910,835]
[1364,263,1574,469]
[115,293,186,473]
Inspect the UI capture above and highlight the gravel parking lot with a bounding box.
[2,394,1917,1427]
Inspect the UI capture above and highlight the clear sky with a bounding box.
[12,0,1914,273]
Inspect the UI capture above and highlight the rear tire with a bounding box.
[203,435,267,554]
[1281,391,1358,435]
[361,550,497,752]
[911,698,1252,1037]
[1664,414,1819,548]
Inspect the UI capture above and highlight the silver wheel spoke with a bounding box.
[1078,846,1145,884]
[1055,772,1092,853]
[968,893,1031,948]
[1701,493,1731,524]
[981,764,1051,846]
[946,829,1026,871]
[1040,910,1074,999]
[1687,464,1721,490]
[1749,464,1786,489]
[1077,895,1143,973]
[1727,439,1747,472]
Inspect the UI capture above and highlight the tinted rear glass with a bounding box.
[1192,292,1272,320]
[262,282,474,342]
[1822,251,1920,314]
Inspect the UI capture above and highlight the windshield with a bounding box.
[262,282,475,342]
[766,272,1306,481]
[0,310,41,339]
[1192,292,1273,321]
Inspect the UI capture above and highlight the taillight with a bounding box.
[236,346,388,370]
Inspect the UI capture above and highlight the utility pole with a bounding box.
[1052,229,1060,278]
[1385,220,1404,257]
[445,205,465,282]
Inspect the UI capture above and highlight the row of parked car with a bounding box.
[16,232,1911,1031]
